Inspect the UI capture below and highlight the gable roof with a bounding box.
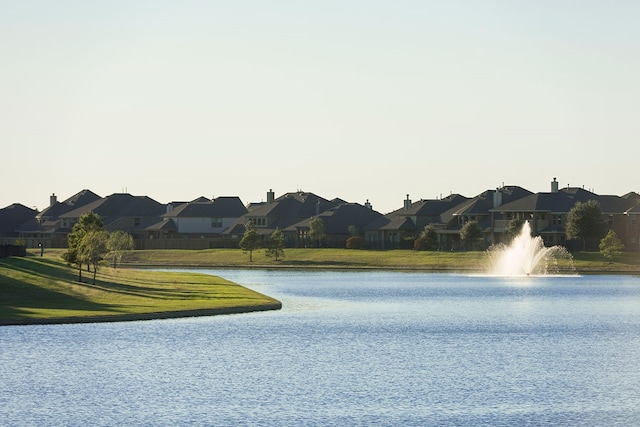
[0,204,38,235]
[441,186,532,222]
[145,218,179,231]
[165,196,247,218]
[37,189,102,220]
[60,193,165,225]
[286,203,384,234]
[387,194,469,217]
[495,187,636,214]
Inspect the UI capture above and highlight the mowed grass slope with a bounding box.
[0,254,281,324]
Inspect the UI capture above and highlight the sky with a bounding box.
[2,1,639,214]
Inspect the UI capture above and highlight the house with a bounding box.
[143,196,248,249]
[15,190,102,248]
[428,186,532,249]
[363,193,470,249]
[58,193,166,247]
[622,195,640,252]
[286,202,384,248]
[0,203,38,245]
[223,190,346,246]
[490,179,639,250]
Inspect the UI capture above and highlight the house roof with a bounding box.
[146,219,179,231]
[387,194,469,217]
[37,189,101,220]
[0,204,38,235]
[286,203,384,234]
[494,188,636,214]
[379,216,416,231]
[60,193,165,226]
[225,192,342,233]
[164,196,247,218]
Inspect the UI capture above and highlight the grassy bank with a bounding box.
[120,247,640,274]
[0,253,281,325]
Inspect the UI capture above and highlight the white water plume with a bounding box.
[488,221,574,276]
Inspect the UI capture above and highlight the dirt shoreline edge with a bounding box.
[0,302,283,327]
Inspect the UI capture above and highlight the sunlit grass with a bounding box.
[120,247,640,273]
[0,254,280,323]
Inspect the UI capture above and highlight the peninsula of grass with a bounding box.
[0,254,281,326]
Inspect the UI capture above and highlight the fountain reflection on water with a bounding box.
[488,221,575,276]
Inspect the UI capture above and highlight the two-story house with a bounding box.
[143,196,248,249]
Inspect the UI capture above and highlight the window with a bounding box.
[552,215,562,226]
[211,218,223,228]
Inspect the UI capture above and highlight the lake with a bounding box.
[2,270,640,426]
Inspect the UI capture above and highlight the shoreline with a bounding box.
[0,302,283,327]
[123,262,640,276]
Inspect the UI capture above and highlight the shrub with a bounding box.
[346,236,366,249]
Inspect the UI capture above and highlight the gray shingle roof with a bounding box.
[286,203,384,234]
[60,193,165,226]
[0,204,37,235]
[164,197,247,218]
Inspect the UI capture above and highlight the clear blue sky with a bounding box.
[2,1,639,214]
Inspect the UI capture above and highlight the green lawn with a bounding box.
[0,253,281,325]
[121,247,640,274]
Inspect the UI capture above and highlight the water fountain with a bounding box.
[488,221,574,276]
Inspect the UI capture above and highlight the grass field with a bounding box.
[119,247,640,274]
[0,253,281,325]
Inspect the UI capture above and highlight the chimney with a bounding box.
[50,193,57,206]
[493,188,502,208]
[551,177,559,193]
[364,199,372,210]
[267,189,275,203]
[404,194,411,211]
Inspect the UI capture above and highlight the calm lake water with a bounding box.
[2,270,640,426]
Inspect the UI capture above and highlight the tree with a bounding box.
[106,231,135,268]
[566,200,607,251]
[239,221,261,262]
[599,230,625,263]
[460,221,483,250]
[308,217,325,248]
[414,225,438,251]
[77,230,109,284]
[504,218,525,243]
[265,228,285,261]
[63,212,104,282]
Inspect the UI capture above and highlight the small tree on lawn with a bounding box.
[599,229,625,263]
[106,230,135,268]
[63,211,104,282]
[308,217,325,248]
[566,200,607,251]
[414,225,438,251]
[460,221,483,250]
[77,230,109,284]
[265,227,285,261]
[239,221,261,262]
